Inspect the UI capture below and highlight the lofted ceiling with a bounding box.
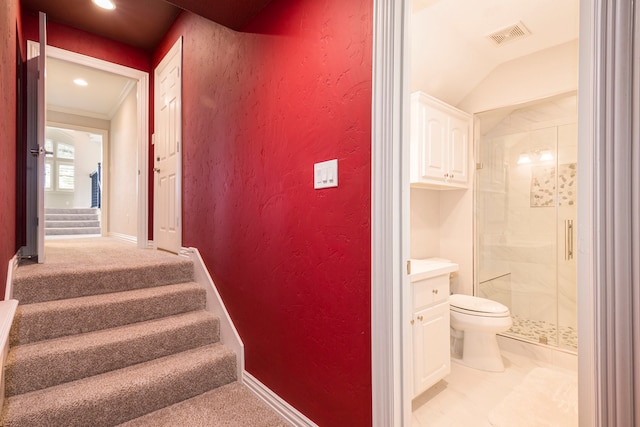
[411,0,580,108]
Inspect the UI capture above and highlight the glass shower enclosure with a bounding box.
[474,93,577,352]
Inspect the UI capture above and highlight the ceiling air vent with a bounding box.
[487,21,531,46]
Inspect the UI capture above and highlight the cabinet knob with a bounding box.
[417,315,424,321]
[410,319,415,325]
[450,174,454,179]
[433,289,438,295]
[444,173,449,178]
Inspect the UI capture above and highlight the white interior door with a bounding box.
[24,14,47,263]
[154,38,182,253]
[36,12,46,263]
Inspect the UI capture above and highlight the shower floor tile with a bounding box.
[506,315,578,350]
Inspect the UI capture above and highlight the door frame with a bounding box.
[44,121,109,231]
[30,43,150,248]
[370,0,608,425]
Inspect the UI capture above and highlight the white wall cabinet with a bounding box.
[412,273,451,397]
[410,92,471,189]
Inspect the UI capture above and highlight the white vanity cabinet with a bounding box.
[410,92,471,189]
[412,274,450,397]
[409,258,457,398]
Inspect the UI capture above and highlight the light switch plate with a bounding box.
[314,159,338,189]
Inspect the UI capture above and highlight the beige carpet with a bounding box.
[3,237,291,427]
[488,367,578,427]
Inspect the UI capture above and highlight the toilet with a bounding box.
[449,294,512,372]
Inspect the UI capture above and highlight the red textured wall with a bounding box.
[0,0,21,298]
[154,0,373,425]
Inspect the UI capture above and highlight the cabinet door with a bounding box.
[419,104,448,181]
[447,114,469,185]
[413,302,451,397]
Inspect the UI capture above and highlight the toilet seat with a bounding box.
[450,294,510,318]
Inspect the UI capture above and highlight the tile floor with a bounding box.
[412,339,578,427]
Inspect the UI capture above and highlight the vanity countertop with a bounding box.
[409,258,459,282]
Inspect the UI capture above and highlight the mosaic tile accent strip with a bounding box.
[530,163,577,208]
[530,166,555,207]
[505,314,577,351]
[557,163,577,206]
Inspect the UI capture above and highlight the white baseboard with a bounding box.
[107,232,137,244]
[0,299,18,414]
[181,247,244,381]
[4,253,18,301]
[243,371,318,427]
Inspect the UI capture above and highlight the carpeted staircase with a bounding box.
[1,240,289,426]
[45,208,101,236]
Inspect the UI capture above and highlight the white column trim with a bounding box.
[579,0,640,425]
[371,0,410,425]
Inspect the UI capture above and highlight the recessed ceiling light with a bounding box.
[74,78,88,86]
[517,153,532,165]
[92,0,116,10]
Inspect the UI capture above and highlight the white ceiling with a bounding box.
[47,57,136,120]
[479,92,577,138]
[46,0,579,120]
[410,0,580,107]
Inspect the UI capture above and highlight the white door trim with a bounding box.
[578,0,640,425]
[577,1,598,424]
[43,45,150,248]
[371,0,411,426]
[371,0,607,426]
[45,121,110,236]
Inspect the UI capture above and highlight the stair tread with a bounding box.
[2,344,236,427]
[45,228,102,236]
[45,208,98,215]
[118,382,291,427]
[6,310,219,396]
[13,257,194,304]
[11,282,206,345]
[45,214,100,220]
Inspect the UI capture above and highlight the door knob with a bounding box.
[154,168,160,173]
[29,147,53,157]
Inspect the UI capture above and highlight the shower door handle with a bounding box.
[565,220,574,260]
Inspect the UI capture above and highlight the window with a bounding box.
[58,164,75,190]
[44,139,75,192]
[57,143,74,159]
[44,161,52,190]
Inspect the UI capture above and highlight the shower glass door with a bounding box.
[474,93,577,352]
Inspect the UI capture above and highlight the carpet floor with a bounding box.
[2,237,290,427]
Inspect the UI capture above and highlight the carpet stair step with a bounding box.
[6,310,219,396]
[45,208,98,215]
[12,259,194,304]
[45,213,99,221]
[1,343,237,427]
[45,220,101,228]
[45,227,102,236]
[10,282,206,346]
[118,382,290,427]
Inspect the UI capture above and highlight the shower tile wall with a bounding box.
[477,116,577,350]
